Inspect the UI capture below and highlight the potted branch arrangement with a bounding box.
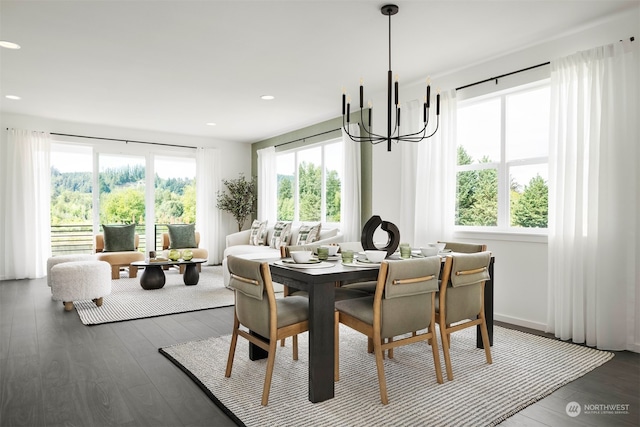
[216,174,257,232]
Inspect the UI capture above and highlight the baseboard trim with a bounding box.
[494,314,547,332]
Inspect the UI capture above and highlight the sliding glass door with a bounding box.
[98,153,147,251]
[154,155,196,249]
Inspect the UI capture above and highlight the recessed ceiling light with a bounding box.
[260,95,275,100]
[206,122,217,126]
[5,95,21,100]
[0,41,21,49]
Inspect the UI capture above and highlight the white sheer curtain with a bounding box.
[414,91,457,246]
[0,129,52,279]
[196,147,222,264]
[257,146,277,224]
[547,40,639,351]
[398,100,420,245]
[341,124,361,241]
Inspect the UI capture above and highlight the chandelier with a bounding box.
[341,4,440,152]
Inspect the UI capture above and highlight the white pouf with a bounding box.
[50,260,112,311]
[47,254,96,287]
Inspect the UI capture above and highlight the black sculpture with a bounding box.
[360,215,400,258]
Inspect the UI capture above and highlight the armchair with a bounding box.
[95,233,145,279]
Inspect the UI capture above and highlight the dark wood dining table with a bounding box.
[267,255,495,403]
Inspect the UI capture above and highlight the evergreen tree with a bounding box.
[512,175,548,228]
[325,169,341,222]
[277,175,294,220]
[298,162,321,221]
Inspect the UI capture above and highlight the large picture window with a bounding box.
[50,142,197,255]
[276,140,342,225]
[456,81,549,231]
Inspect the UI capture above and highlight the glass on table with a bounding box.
[399,243,412,259]
[317,246,329,261]
[341,249,354,264]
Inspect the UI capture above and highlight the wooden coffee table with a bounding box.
[130,258,207,290]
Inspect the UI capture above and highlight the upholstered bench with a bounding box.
[47,254,96,287]
[49,260,112,312]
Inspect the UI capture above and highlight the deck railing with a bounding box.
[51,224,171,257]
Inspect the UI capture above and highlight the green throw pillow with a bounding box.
[102,224,136,252]
[168,224,197,249]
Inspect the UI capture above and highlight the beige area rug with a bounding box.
[160,325,613,427]
[74,265,235,325]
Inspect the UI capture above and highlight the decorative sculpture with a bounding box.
[360,215,401,257]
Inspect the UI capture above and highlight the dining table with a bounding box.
[263,253,495,403]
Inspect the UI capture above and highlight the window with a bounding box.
[456,81,549,231]
[50,143,94,254]
[50,142,197,255]
[276,139,342,225]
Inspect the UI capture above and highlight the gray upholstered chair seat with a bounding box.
[334,296,374,324]
[341,280,377,294]
[290,287,370,301]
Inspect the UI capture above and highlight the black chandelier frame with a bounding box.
[341,4,440,152]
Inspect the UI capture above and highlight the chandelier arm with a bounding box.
[358,108,387,140]
[424,116,440,138]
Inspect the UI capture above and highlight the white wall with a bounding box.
[366,6,639,331]
[0,112,252,251]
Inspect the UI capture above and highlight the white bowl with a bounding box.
[322,245,339,256]
[291,251,312,263]
[420,246,438,257]
[364,250,387,263]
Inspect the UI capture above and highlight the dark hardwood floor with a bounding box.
[1,271,638,426]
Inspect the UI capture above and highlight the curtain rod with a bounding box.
[49,132,197,149]
[456,36,635,92]
[275,128,341,148]
[455,62,551,91]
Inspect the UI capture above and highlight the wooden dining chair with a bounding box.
[437,252,493,381]
[337,241,378,294]
[335,257,444,404]
[278,243,369,347]
[438,240,487,253]
[225,255,309,406]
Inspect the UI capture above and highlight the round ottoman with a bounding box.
[47,254,95,287]
[50,260,112,311]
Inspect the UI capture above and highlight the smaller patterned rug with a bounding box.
[74,266,234,325]
[160,325,613,427]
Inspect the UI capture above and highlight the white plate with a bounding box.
[341,261,379,268]
[282,259,321,265]
[275,260,334,269]
[354,259,381,266]
[311,255,341,261]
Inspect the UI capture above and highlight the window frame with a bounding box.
[454,79,550,237]
[275,137,342,228]
[50,138,197,253]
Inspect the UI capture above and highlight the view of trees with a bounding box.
[456,146,548,228]
[51,165,196,226]
[277,161,341,222]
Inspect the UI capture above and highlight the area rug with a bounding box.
[74,266,234,325]
[160,325,613,427]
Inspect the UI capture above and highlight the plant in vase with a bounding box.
[216,173,257,232]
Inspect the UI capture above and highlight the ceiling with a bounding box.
[1,0,637,144]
